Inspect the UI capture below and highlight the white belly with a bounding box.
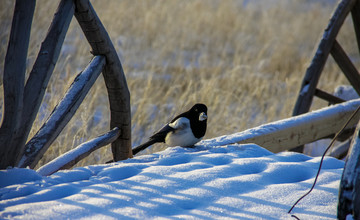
[165,118,202,147]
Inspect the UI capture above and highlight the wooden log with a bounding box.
[293,0,356,116]
[0,0,36,169]
[330,40,360,95]
[18,56,106,169]
[338,119,360,219]
[202,99,360,153]
[74,0,132,161]
[13,0,75,166]
[37,127,121,176]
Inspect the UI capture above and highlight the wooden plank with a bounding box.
[37,127,121,176]
[0,0,36,169]
[315,88,346,104]
[74,0,132,162]
[293,0,357,117]
[338,119,360,219]
[202,99,360,153]
[18,56,106,169]
[331,40,360,95]
[13,0,75,166]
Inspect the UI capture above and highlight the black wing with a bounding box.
[149,124,175,142]
[149,111,188,141]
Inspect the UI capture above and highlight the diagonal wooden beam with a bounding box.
[74,0,132,162]
[314,88,346,104]
[351,0,360,54]
[0,0,36,169]
[13,0,75,166]
[18,55,106,169]
[331,40,360,95]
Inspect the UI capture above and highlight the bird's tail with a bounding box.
[132,139,158,155]
[106,139,159,163]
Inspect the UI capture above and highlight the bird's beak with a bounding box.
[199,112,207,121]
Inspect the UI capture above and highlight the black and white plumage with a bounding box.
[132,103,208,155]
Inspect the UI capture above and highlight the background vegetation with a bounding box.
[0,0,358,168]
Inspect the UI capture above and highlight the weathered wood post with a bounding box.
[0,0,36,169]
[338,119,360,219]
[13,0,75,166]
[74,0,132,161]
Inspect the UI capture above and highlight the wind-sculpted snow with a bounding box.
[0,144,344,219]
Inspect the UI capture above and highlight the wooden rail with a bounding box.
[37,127,121,176]
[202,99,360,153]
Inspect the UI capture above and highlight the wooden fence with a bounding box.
[0,0,132,170]
[292,0,360,152]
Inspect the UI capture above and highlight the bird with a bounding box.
[132,103,208,155]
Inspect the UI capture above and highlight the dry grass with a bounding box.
[0,0,358,168]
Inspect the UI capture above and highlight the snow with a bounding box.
[299,84,310,96]
[2,98,357,219]
[334,85,360,101]
[0,143,344,219]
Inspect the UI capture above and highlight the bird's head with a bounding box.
[190,103,208,122]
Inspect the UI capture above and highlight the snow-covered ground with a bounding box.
[0,143,343,219]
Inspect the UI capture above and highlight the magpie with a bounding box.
[132,103,208,155]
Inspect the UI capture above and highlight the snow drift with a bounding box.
[0,144,343,219]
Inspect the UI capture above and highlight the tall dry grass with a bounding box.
[0,0,358,168]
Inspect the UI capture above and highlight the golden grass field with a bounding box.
[0,0,358,168]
